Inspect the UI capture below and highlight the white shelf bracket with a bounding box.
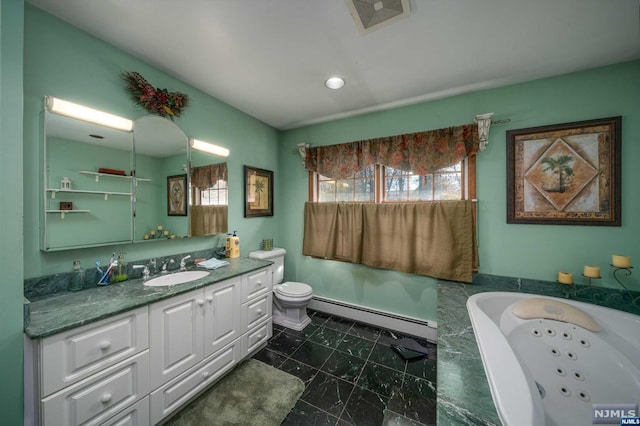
[104,193,109,201]
[60,212,65,219]
[474,113,494,152]
[95,175,100,183]
[51,191,56,199]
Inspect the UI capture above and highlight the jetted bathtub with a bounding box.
[466,291,640,426]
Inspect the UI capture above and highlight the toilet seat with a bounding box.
[275,281,312,298]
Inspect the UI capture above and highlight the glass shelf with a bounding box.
[78,170,150,182]
[45,209,91,219]
[46,188,133,200]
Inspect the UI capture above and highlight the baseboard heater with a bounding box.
[309,296,437,344]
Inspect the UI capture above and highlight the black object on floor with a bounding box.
[390,343,428,361]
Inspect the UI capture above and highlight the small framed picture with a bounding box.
[167,174,187,216]
[244,166,273,217]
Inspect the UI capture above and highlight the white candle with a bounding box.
[157,225,163,231]
[143,234,149,240]
[612,255,631,268]
[584,265,600,278]
[558,272,573,285]
[164,230,169,236]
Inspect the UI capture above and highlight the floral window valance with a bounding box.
[304,123,479,180]
[190,162,228,190]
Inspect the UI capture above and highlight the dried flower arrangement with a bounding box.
[121,71,189,118]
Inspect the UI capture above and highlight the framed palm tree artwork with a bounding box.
[507,116,621,226]
[244,165,273,217]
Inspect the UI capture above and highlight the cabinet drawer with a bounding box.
[150,341,241,425]
[40,306,149,397]
[242,319,272,357]
[41,350,149,426]
[100,396,149,426]
[242,293,272,332]
[242,268,271,302]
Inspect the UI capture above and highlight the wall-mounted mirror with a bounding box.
[189,154,228,236]
[132,116,190,241]
[42,97,229,250]
[42,110,134,251]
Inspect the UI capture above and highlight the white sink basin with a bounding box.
[143,270,210,287]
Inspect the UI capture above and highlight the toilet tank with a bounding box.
[249,248,286,284]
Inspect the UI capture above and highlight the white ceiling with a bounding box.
[28,0,640,130]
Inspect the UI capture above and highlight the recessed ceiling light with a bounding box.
[325,77,345,90]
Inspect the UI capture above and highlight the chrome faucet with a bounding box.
[180,255,191,271]
[148,258,157,274]
[132,264,150,280]
[161,258,175,273]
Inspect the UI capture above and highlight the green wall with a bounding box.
[1,0,25,423]
[280,60,640,322]
[23,5,280,278]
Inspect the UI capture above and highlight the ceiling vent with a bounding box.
[345,0,410,34]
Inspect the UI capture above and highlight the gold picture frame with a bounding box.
[244,166,273,217]
[167,174,187,216]
[506,116,621,226]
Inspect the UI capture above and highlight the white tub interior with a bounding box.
[467,292,640,426]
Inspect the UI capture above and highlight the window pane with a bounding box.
[200,183,228,206]
[355,176,374,201]
[384,165,460,202]
[318,167,374,202]
[336,180,352,202]
[319,181,336,202]
[434,173,461,200]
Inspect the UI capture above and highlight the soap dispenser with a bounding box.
[229,231,240,259]
[112,253,128,282]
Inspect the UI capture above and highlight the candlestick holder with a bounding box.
[611,265,634,300]
[556,280,575,299]
[581,274,601,287]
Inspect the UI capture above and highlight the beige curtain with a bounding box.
[303,203,364,263]
[303,201,478,282]
[190,205,228,236]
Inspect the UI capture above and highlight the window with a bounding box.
[310,157,475,202]
[192,179,228,206]
[317,168,374,202]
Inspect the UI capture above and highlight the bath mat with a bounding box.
[164,359,305,426]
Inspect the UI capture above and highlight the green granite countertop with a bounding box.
[24,257,272,339]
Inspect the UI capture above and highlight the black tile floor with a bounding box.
[252,310,437,426]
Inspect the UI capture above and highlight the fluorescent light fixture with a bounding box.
[190,138,230,157]
[325,77,345,90]
[45,96,133,132]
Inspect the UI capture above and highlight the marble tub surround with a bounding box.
[24,248,220,299]
[24,256,272,339]
[436,273,640,426]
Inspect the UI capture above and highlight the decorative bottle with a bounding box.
[113,253,129,282]
[69,260,84,291]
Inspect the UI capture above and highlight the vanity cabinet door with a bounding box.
[203,277,241,358]
[149,288,204,390]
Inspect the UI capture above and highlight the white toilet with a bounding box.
[249,248,313,331]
